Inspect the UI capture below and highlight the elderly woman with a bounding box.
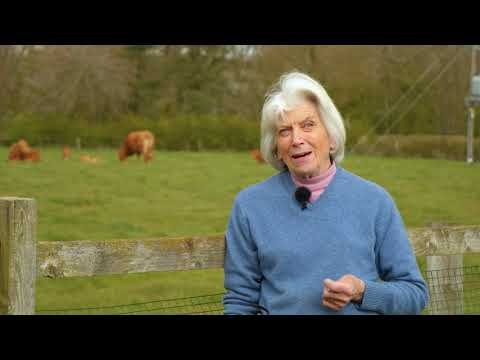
[223,72,429,315]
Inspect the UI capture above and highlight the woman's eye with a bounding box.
[304,121,314,128]
[279,129,290,137]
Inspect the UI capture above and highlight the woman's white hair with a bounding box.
[260,71,346,171]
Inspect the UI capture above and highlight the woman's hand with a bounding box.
[322,275,365,311]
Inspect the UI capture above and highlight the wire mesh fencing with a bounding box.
[36,293,225,315]
[421,265,480,315]
[35,265,480,315]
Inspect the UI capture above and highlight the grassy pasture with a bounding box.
[1,147,480,313]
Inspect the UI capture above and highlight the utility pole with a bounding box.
[465,45,480,164]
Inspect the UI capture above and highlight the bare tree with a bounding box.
[21,45,136,120]
[0,45,33,118]
[136,45,235,116]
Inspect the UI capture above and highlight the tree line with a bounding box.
[0,45,475,148]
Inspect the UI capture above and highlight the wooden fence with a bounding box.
[1,197,480,315]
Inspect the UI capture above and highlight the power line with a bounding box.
[362,49,463,155]
[349,46,453,155]
[349,56,442,154]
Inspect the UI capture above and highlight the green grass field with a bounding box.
[1,147,480,314]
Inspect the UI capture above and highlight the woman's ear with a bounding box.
[329,141,336,153]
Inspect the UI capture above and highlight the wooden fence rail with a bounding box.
[1,197,480,314]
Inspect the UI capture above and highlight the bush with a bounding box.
[1,113,83,146]
[352,134,480,160]
[0,112,261,151]
[343,114,374,150]
[3,113,477,160]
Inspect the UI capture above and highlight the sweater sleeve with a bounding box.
[223,197,262,315]
[356,195,429,315]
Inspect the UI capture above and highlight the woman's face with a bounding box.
[276,100,333,179]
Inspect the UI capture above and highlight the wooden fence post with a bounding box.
[426,254,464,315]
[0,198,36,315]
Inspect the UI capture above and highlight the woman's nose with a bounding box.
[292,129,304,145]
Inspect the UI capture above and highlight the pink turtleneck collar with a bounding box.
[291,162,337,203]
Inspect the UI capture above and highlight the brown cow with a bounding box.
[24,149,41,162]
[8,139,41,162]
[8,140,27,160]
[118,130,155,163]
[63,145,71,160]
[250,149,265,164]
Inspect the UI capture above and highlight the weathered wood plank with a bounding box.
[0,198,36,315]
[35,226,480,278]
[37,235,225,278]
[407,226,480,256]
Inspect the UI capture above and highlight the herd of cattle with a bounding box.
[6,129,266,164]
[7,130,156,164]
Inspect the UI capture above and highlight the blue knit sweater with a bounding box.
[223,166,429,315]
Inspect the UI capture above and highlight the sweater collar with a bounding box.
[280,165,343,203]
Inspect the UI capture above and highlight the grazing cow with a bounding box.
[250,149,265,164]
[118,130,155,163]
[24,149,41,162]
[8,140,27,160]
[63,145,71,160]
[8,143,21,161]
[8,139,41,162]
[80,154,100,164]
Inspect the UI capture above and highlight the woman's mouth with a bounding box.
[291,151,312,159]
[291,151,312,165]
